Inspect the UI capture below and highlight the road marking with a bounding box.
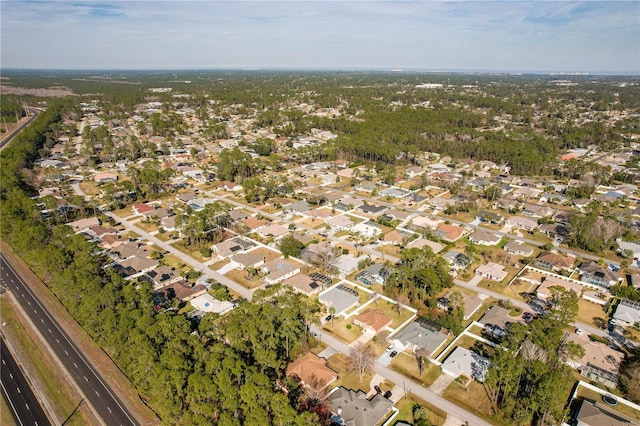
[1,359,5,365]
[9,373,13,379]
[64,350,68,355]
[40,319,44,323]
[107,407,112,413]
[27,301,31,306]
[73,362,78,368]
[84,376,88,381]
[16,387,21,394]
[25,403,29,410]
[95,390,100,397]
[56,339,59,343]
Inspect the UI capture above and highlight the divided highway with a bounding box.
[1,335,51,426]
[0,254,137,426]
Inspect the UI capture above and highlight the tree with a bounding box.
[619,352,640,403]
[348,343,375,381]
[279,235,304,259]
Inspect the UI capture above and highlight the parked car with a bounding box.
[325,314,333,322]
[389,351,398,358]
[383,390,392,399]
[374,385,382,394]
[311,331,319,338]
[575,328,583,336]
[386,344,394,352]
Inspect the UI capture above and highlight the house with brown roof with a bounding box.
[381,230,405,245]
[574,399,639,426]
[155,279,206,301]
[230,252,265,270]
[243,216,270,231]
[436,223,466,242]
[535,251,576,272]
[283,274,322,296]
[353,309,392,334]
[286,352,337,391]
[132,202,155,215]
[261,258,301,284]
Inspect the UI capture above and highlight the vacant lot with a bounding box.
[391,352,442,387]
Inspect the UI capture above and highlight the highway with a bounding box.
[0,111,39,150]
[0,254,138,426]
[1,335,52,426]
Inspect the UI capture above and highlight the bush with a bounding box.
[346,324,352,329]
[588,334,609,344]
[200,246,212,257]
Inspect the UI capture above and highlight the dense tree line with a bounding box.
[0,103,321,424]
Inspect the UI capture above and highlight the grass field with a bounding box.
[391,392,448,426]
[576,299,607,329]
[443,380,509,425]
[390,353,442,387]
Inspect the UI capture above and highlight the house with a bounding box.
[578,261,619,288]
[190,293,234,315]
[381,230,405,245]
[355,263,389,286]
[468,230,502,246]
[440,291,484,320]
[243,216,270,231]
[410,215,442,231]
[261,259,301,285]
[327,387,394,426]
[353,309,392,334]
[406,166,425,178]
[230,252,265,269]
[155,280,206,302]
[505,215,538,231]
[99,233,127,249]
[407,238,444,254]
[68,217,100,233]
[379,187,410,198]
[617,239,640,261]
[435,223,466,242]
[283,200,311,214]
[327,215,355,231]
[574,398,639,426]
[286,353,337,391]
[479,305,517,338]
[382,208,412,222]
[535,251,576,272]
[475,262,508,282]
[443,250,472,271]
[391,320,449,356]
[430,197,456,211]
[352,222,382,239]
[566,334,624,388]
[522,203,553,218]
[355,204,387,216]
[613,299,640,327]
[212,237,255,258]
[536,277,582,301]
[257,223,289,239]
[319,284,360,317]
[503,240,534,257]
[334,254,370,275]
[94,172,118,184]
[116,255,159,278]
[283,274,322,296]
[441,347,491,382]
[476,210,504,224]
[141,265,180,289]
[355,181,377,193]
[132,202,155,216]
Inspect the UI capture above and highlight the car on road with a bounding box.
[383,390,392,399]
[374,385,382,394]
[575,328,583,336]
[389,351,398,358]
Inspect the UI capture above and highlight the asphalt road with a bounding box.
[0,111,39,150]
[1,335,52,426]
[0,254,137,426]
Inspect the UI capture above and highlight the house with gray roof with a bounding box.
[578,261,619,288]
[327,387,394,426]
[503,240,534,257]
[261,259,301,285]
[441,347,491,382]
[319,284,360,317]
[468,230,502,246]
[391,320,449,356]
[613,299,640,327]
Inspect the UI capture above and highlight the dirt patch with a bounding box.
[0,85,75,97]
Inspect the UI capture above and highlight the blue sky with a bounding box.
[1,1,638,73]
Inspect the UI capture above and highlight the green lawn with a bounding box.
[390,393,448,426]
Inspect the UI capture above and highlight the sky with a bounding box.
[1,1,639,74]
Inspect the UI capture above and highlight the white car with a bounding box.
[575,328,583,336]
[386,344,394,352]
